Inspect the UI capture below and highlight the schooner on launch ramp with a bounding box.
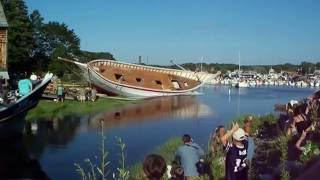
[59,57,220,98]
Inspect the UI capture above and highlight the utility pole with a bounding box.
[138,56,142,64]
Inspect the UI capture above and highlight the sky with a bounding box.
[25,0,320,65]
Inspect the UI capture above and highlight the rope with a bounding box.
[63,63,83,79]
[87,67,92,89]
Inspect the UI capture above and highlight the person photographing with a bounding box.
[175,134,204,179]
[221,123,248,180]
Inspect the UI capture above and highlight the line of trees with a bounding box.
[1,0,114,79]
[154,61,320,75]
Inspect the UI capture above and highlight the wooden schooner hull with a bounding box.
[61,58,220,98]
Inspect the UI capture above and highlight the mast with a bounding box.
[238,51,241,72]
[170,59,187,71]
[200,57,203,72]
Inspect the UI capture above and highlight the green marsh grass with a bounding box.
[74,121,130,180]
[278,134,290,180]
[26,98,134,121]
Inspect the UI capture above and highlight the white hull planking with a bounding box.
[74,61,205,98]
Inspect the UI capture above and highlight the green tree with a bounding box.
[43,22,81,77]
[316,62,320,70]
[79,50,115,63]
[1,0,35,77]
[43,22,81,57]
[29,10,48,72]
[300,61,314,75]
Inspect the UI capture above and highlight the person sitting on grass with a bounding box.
[295,130,308,152]
[221,123,248,180]
[285,105,296,136]
[143,154,167,180]
[295,122,317,150]
[175,134,204,179]
[169,165,185,180]
[292,104,312,135]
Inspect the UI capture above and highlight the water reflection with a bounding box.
[0,120,49,179]
[24,116,81,157]
[87,95,212,129]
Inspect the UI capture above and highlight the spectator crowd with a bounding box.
[141,89,320,180]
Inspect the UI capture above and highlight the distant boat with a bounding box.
[59,58,220,98]
[249,81,256,87]
[234,51,249,88]
[235,81,249,88]
[0,73,53,122]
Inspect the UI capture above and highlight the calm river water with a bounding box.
[3,86,317,179]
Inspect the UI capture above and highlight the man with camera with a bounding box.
[174,134,205,180]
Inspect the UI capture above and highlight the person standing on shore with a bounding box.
[221,123,248,180]
[79,87,86,102]
[243,117,254,161]
[175,134,204,180]
[56,84,65,102]
[91,87,97,102]
[211,125,226,158]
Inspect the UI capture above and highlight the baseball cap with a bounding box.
[233,128,246,141]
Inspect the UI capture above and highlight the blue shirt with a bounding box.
[18,79,32,96]
[175,142,204,177]
[57,86,64,96]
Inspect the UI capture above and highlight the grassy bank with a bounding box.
[71,100,320,179]
[26,98,137,121]
[75,113,317,179]
[129,114,280,180]
[130,137,182,180]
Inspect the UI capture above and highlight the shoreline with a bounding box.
[26,97,139,122]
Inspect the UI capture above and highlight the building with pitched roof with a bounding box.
[0,1,8,79]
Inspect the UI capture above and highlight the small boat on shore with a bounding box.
[0,73,53,122]
[59,58,220,98]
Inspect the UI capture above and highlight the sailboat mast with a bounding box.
[200,57,203,72]
[238,51,241,72]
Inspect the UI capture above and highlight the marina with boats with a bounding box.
[207,67,320,88]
